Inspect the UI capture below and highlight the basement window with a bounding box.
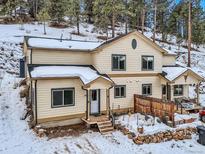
[174,85,183,96]
[51,88,75,107]
[142,84,152,96]
[114,85,126,98]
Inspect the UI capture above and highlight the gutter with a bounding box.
[35,80,38,125]
[30,48,33,64]
[108,84,114,118]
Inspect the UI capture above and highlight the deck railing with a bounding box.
[134,94,177,123]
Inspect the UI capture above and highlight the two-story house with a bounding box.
[22,31,203,127]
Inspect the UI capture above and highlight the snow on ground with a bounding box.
[1,74,205,154]
[1,23,205,154]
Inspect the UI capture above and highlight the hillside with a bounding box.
[0,23,205,154]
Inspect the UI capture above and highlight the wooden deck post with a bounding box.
[196,83,200,105]
[87,90,90,120]
[106,89,109,118]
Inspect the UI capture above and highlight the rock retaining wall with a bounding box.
[116,125,197,145]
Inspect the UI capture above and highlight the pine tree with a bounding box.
[93,0,125,38]
[93,0,110,36]
[3,0,26,17]
[37,0,50,35]
[66,0,81,35]
[49,0,66,24]
[84,0,94,24]
[127,0,148,32]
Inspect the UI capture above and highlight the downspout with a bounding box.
[34,80,37,125]
[82,86,88,120]
[108,85,114,118]
[30,48,33,64]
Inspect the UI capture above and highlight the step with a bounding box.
[98,123,112,129]
[101,130,113,135]
[100,127,114,132]
[97,121,112,125]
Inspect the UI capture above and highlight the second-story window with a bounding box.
[112,54,126,71]
[142,56,154,71]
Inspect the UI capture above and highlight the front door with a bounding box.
[90,89,100,115]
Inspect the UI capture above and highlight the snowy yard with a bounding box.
[0,73,205,154]
[0,23,205,154]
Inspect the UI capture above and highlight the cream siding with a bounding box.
[162,56,176,66]
[171,84,189,100]
[92,33,163,74]
[173,73,199,85]
[36,79,86,120]
[110,76,162,110]
[32,49,92,65]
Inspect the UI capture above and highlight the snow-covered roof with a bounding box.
[28,38,102,51]
[29,65,111,84]
[162,66,187,81]
[162,66,203,81]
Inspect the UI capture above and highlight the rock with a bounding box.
[133,138,143,145]
[137,127,144,134]
[38,129,46,137]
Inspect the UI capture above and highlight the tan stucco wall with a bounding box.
[36,79,86,120]
[32,49,92,65]
[92,33,163,74]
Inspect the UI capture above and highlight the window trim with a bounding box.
[141,55,154,71]
[51,88,75,108]
[173,85,183,96]
[142,84,152,96]
[112,54,126,71]
[114,85,126,98]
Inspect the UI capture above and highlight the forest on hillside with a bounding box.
[0,0,205,46]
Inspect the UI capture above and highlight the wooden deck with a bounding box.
[82,115,109,125]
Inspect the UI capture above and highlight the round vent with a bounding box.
[132,39,137,49]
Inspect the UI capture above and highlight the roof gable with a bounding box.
[95,31,170,55]
[162,66,203,82]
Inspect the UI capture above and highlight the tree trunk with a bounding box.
[125,15,128,34]
[35,0,38,20]
[141,6,145,34]
[125,0,128,34]
[43,21,46,35]
[153,0,157,43]
[77,15,80,35]
[187,0,192,67]
[112,14,115,38]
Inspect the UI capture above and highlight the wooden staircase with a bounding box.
[97,120,114,135]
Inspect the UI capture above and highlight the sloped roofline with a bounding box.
[161,66,204,82]
[172,69,204,82]
[94,31,172,55]
[24,31,175,56]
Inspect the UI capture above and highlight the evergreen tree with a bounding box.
[49,0,66,24]
[3,0,26,17]
[84,0,94,24]
[66,0,81,35]
[37,0,50,35]
[93,0,110,36]
[93,0,125,38]
[156,0,174,41]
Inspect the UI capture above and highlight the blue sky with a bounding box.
[175,0,205,9]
